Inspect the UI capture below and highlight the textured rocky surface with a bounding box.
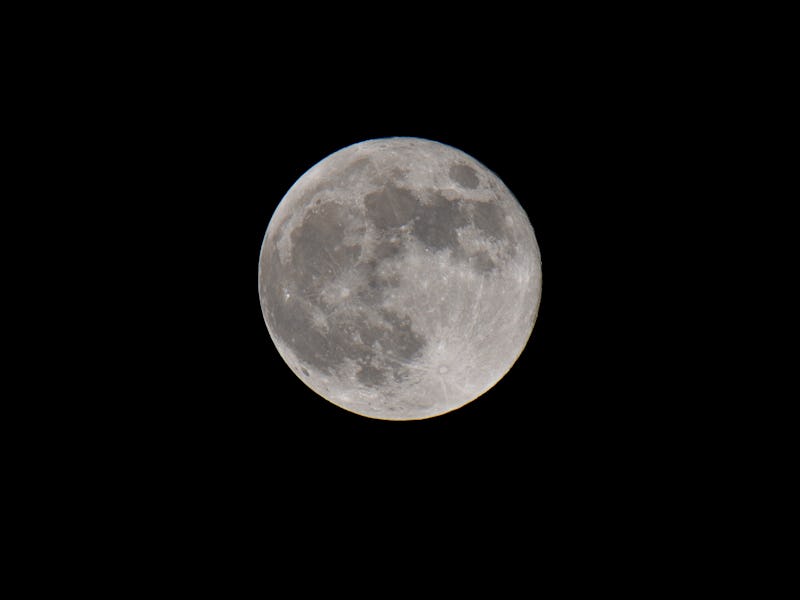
[259,138,541,420]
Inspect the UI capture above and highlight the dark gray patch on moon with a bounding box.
[378,310,426,362]
[364,184,418,229]
[449,164,479,189]
[264,182,510,380]
[469,200,507,241]
[265,289,428,384]
[266,293,336,374]
[412,192,468,251]
[371,239,403,261]
[332,307,427,388]
[356,362,387,386]
[264,213,429,383]
[468,251,496,273]
[357,244,403,304]
[357,268,388,304]
[290,202,363,296]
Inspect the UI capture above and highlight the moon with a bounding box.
[258,137,542,420]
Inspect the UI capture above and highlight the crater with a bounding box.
[449,164,479,189]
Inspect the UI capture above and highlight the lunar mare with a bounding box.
[258,137,541,420]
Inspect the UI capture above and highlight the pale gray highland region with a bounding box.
[258,137,541,420]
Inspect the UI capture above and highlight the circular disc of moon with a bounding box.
[258,137,542,420]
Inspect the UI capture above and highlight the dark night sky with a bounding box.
[32,8,735,583]
[91,19,699,540]
[135,47,669,459]
[160,68,670,482]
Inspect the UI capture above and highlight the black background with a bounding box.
[54,11,718,567]
[143,56,676,500]
[22,7,761,587]
[112,32,682,484]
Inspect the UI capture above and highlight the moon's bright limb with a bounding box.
[258,137,541,420]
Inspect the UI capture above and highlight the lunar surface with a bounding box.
[258,137,541,420]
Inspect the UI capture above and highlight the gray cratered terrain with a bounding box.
[258,137,542,420]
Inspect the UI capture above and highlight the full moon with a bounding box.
[258,137,542,420]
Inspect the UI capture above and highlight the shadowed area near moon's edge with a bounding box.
[258,137,541,420]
